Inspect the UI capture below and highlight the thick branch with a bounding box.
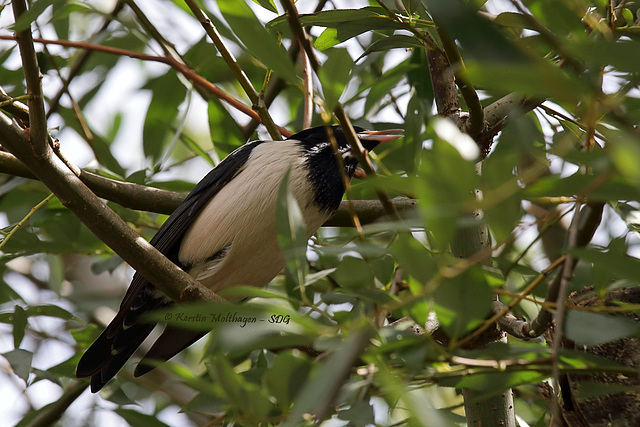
[528,202,604,337]
[426,25,514,427]
[0,149,415,225]
[0,35,292,137]
[12,0,48,155]
[426,48,461,119]
[437,28,484,136]
[0,114,221,304]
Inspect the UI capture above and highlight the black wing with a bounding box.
[76,140,265,391]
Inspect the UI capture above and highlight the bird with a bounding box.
[75,125,403,392]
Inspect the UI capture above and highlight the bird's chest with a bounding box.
[177,142,331,289]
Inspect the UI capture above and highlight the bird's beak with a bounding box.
[357,129,404,144]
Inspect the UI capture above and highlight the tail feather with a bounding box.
[134,326,207,377]
[76,282,169,392]
[77,322,156,392]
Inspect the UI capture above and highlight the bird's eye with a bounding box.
[341,151,355,161]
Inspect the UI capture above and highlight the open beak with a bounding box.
[357,129,404,144]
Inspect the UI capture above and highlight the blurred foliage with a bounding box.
[1,0,640,426]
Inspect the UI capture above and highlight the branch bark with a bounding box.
[0,149,415,226]
[425,42,517,427]
[4,1,223,305]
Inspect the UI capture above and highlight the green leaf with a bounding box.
[265,351,311,408]
[390,234,435,283]
[439,369,547,392]
[2,348,33,383]
[525,173,640,202]
[317,48,353,110]
[564,310,640,346]
[571,247,640,284]
[432,267,493,340]
[337,401,376,425]
[12,305,27,349]
[493,12,537,30]
[25,304,75,320]
[89,133,125,176]
[251,0,277,14]
[407,47,433,109]
[315,27,367,50]
[364,58,418,117]
[207,357,275,421]
[416,120,480,250]
[283,326,375,426]
[357,34,425,60]
[268,7,406,35]
[180,133,216,167]
[276,169,309,296]
[466,61,587,104]
[114,409,171,427]
[218,0,298,84]
[11,0,62,31]
[143,72,185,163]
[333,256,374,289]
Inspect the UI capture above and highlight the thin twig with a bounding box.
[550,201,582,423]
[334,105,400,220]
[0,35,292,137]
[436,28,484,136]
[0,193,54,250]
[281,0,321,71]
[325,125,364,237]
[46,0,125,118]
[0,86,30,123]
[300,46,314,129]
[182,0,283,140]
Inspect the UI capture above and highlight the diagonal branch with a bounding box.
[0,113,222,304]
[4,1,223,305]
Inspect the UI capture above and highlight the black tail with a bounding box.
[134,326,207,377]
[76,282,167,392]
[76,321,156,392]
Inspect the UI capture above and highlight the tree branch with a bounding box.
[436,28,484,136]
[0,113,223,304]
[0,35,292,137]
[11,0,48,156]
[0,149,415,225]
[425,20,515,426]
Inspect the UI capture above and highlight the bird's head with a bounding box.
[289,125,403,154]
[287,125,403,213]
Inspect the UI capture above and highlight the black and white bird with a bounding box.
[76,125,402,392]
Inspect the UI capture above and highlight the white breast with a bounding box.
[178,140,330,292]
